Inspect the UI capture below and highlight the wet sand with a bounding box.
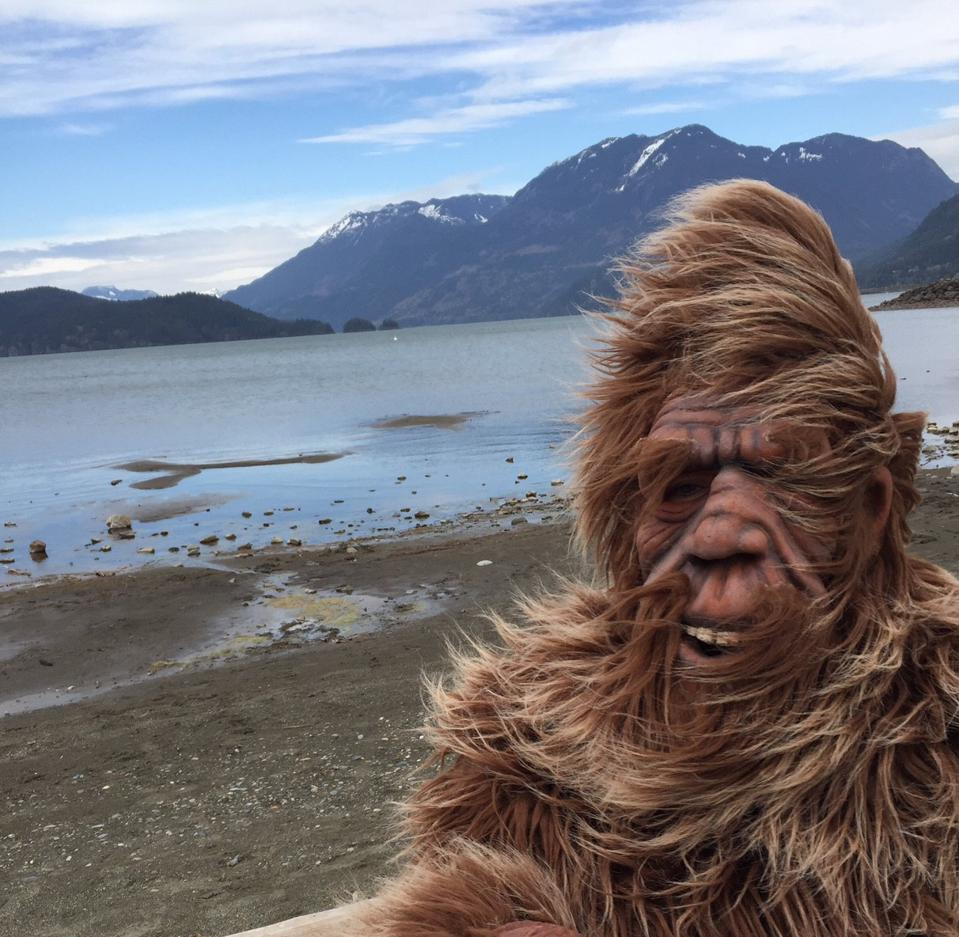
[371,413,480,430]
[119,454,347,491]
[2,469,958,937]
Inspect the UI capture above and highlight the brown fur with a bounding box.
[360,181,959,936]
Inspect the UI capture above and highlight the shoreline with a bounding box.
[2,469,959,937]
[870,298,959,311]
[0,490,573,717]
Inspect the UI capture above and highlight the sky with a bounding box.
[2,0,959,296]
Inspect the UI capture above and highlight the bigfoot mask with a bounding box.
[638,395,892,665]
[364,181,959,937]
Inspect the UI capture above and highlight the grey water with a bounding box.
[1,303,957,578]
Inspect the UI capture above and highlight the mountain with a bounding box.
[225,194,510,328]
[224,125,957,328]
[856,193,959,289]
[81,285,159,301]
[0,287,334,356]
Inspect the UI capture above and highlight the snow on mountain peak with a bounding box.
[81,285,158,301]
[321,212,367,241]
[417,203,462,224]
[627,131,677,178]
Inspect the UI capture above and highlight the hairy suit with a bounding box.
[359,181,959,937]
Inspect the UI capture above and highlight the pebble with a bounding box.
[136,547,155,555]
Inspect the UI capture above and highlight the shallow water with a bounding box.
[1,304,957,578]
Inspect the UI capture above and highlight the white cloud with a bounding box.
[56,121,110,135]
[0,169,515,295]
[0,256,104,278]
[0,227,314,295]
[0,1,573,117]
[453,2,959,103]
[621,100,706,116]
[3,1,958,132]
[302,98,572,146]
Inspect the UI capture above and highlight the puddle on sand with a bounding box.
[0,569,456,718]
[144,572,445,677]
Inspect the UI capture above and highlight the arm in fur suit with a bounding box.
[358,838,584,937]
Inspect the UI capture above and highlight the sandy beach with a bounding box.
[2,469,959,937]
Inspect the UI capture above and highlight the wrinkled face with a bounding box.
[637,396,830,666]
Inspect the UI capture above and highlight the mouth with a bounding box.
[679,621,741,663]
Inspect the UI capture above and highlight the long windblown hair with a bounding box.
[364,181,959,937]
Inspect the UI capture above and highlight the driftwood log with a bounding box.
[224,901,368,937]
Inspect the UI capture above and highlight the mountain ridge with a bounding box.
[857,192,959,289]
[224,124,956,328]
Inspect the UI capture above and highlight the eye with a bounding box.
[663,479,709,502]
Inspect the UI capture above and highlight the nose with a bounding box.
[684,468,770,565]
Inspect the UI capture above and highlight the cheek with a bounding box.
[635,516,684,568]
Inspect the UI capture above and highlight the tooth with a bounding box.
[682,624,741,647]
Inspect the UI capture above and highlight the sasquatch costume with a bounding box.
[359,181,959,937]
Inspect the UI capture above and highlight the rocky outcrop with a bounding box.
[870,276,959,310]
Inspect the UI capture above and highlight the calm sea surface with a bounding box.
[2,299,957,578]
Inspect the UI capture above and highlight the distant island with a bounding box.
[0,287,335,357]
[869,276,959,310]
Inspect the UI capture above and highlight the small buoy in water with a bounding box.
[392,336,398,341]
